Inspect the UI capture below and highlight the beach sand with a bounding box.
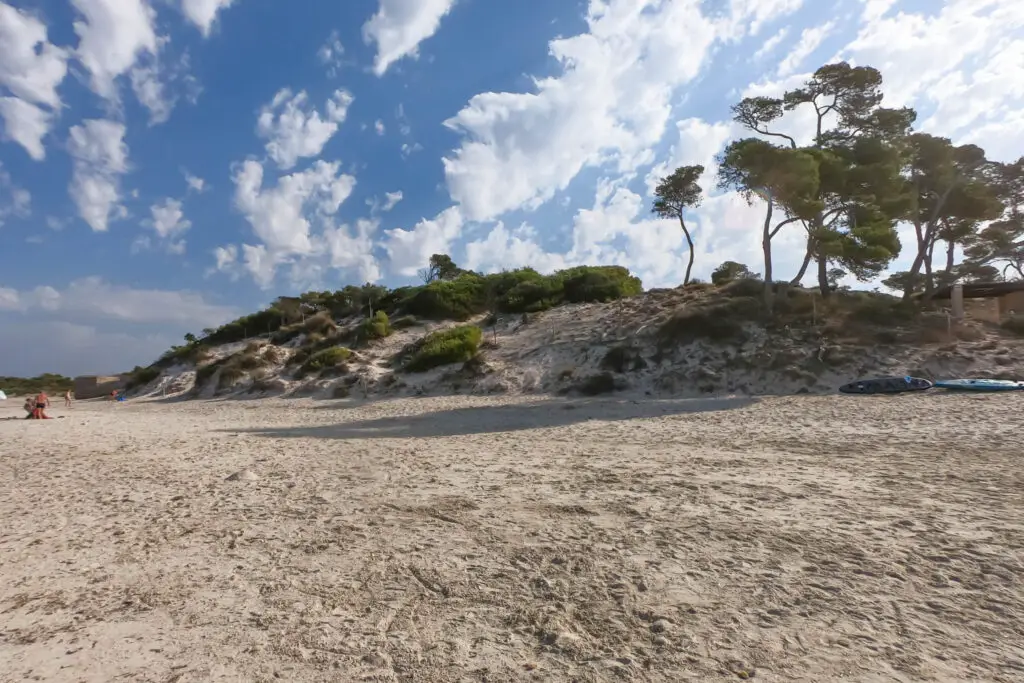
[1,393,1022,682]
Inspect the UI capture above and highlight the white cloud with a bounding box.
[644,117,734,197]
[70,0,159,101]
[228,159,360,286]
[138,197,191,254]
[776,20,835,78]
[67,119,129,232]
[442,0,769,223]
[130,60,173,125]
[840,0,1024,116]
[184,171,206,193]
[725,0,804,37]
[0,97,52,160]
[256,88,354,169]
[0,277,238,327]
[382,191,402,212]
[0,3,68,160]
[323,218,382,283]
[753,27,788,61]
[0,3,68,107]
[180,0,236,37]
[362,0,458,77]
[382,205,463,276]
[374,119,385,135]
[463,221,568,275]
[0,162,30,227]
[318,29,345,77]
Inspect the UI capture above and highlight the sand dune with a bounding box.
[2,393,1023,681]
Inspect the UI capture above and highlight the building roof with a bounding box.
[930,280,1024,300]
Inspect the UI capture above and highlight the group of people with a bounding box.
[23,390,72,419]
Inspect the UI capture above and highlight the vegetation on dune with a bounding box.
[405,325,483,373]
[0,373,73,396]
[297,346,352,378]
[136,60,1024,384]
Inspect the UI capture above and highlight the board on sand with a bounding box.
[933,378,1024,392]
[839,376,933,394]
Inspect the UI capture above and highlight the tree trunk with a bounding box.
[791,243,813,285]
[816,253,830,298]
[923,239,935,294]
[679,215,695,286]
[945,239,956,276]
[762,200,774,309]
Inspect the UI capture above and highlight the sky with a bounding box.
[1,0,1023,377]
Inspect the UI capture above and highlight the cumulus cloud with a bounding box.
[256,88,354,169]
[224,159,370,287]
[363,0,458,76]
[0,97,53,161]
[180,0,237,37]
[382,206,463,276]
[67,119,129,232]
[184,171,206,193]
[0,3,69,159]
[318,29,345,77]
[839,0,1024,162]
[0,162,31,227]
[136,197,191,254]
[776,20,835,78]
[442,0,801,223]
[70,0,159,101]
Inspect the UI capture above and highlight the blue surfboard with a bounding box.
[933,378,1024,392]
[839,376,933,395]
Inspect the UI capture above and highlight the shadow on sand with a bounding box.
[227,396,758,440]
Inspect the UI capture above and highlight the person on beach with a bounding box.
[64,390,73,407]
[23,397,34,417]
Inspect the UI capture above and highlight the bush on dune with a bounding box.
[297,346,352,378]
[405,326,483,373]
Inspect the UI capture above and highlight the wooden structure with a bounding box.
[73,374,126,400]
[929,281,1024,323]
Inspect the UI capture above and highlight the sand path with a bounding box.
[1,393,1022,681]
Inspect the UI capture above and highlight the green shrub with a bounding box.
[390,314,420,330]
[499,277,563,313]
[125,365,161,389]
[359,310,392,341]
[402,275,489,320]
[157,343,210,367]
[843,292,916,326]
[560,266,642,303]
[298,346,352,377]
[405,326,483,372]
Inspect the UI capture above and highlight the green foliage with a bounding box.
[389,314,420,330]
[157,343,210,368]
[561,266,643,303]
[125,365,161,390]
[0,373,73,396]
[402,274,489,320]
[358,311,392,342]
[298,346,352,378]
[711,261,760,286]
[405,326,483,373]
[421,253,463,282]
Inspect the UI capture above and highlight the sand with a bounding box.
[1,392,1022,682]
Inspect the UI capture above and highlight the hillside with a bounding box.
[126,268,1024,401]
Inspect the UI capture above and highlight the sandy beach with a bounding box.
[1,393,1022,682]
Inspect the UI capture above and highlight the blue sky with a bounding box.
[1,0,1022,377]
